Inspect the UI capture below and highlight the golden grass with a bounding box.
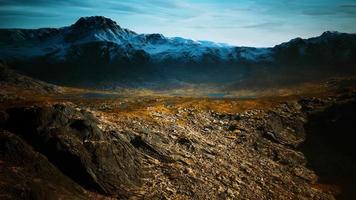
[2,76,353,115]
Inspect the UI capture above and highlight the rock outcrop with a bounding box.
[1,103,143,198]
[0,130,87,200]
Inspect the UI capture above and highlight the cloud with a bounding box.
[0,0,94,7]
[0,0,211,23]
[241,22,283,29]
[0,0,92,7]
[188,22,283,31]
[0,0,355,46]
[0,9,59,18]
[339,4,356,8]
[102,2,142,14]
[302,10,336,16]
[300,3,356,18]
[144,0,183,9]
[0,0,49,6]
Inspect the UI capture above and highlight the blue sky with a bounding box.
[0,0,356,47]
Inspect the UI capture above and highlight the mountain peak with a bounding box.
[145,33,166,43]
[321,31,341,37]
[71,16,120,30]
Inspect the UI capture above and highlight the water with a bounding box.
[83,92,119,99]
[207,93,226,98]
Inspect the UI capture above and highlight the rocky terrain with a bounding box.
[1,72,356,199]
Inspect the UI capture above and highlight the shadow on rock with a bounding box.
[2,104,143,198]
[301,100,356,200]
[0,130,87,200]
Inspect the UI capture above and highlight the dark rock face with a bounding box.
[301,99,356,200]
[260,108,305,148]
[145,33,166,44]
[64,16,130,43]
[2,104,143,197]
[0,130,87,200]
[275,31,356,67]
[71,16,120,31]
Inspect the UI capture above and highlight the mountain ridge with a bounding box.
[0,16,355,88]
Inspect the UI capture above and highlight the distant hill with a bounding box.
[0,16,355,88]
[0,63,59,93]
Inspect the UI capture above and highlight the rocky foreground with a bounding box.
[0,78,356,199]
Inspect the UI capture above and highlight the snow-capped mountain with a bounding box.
[0,16,273,64]
[0,16,355,87]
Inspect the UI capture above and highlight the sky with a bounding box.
[0,0,356,47]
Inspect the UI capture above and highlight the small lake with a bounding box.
[83,92,119,99]
[207,93,226,98]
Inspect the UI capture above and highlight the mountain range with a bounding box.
[0,16,355,88]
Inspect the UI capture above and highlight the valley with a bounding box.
[1,65,356,199]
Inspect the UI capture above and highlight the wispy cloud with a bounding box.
[0,0,355,46]
[0,9,59,18]
[339,4,356,8]
[241,22,283,29]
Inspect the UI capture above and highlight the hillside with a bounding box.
[0,76,356,199]
[1,47,356,199]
